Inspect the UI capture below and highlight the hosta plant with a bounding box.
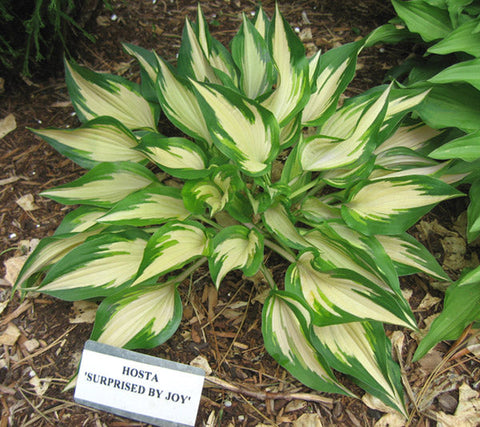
[16,4,464,415]
[367,0,480,361]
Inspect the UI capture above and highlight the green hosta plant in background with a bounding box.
[367,0,480,361]
[16,4,464,415]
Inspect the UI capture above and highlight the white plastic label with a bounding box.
[74,340,205,426]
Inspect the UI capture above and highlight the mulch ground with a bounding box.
[1,1,479,426]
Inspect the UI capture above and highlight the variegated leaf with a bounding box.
[32,117,145,169]
[261,4,309,125]
[311,321,406,416]
[253,6,270,39]
[375,123,442,155]
[308,222,402,294]
[65,60,158,130]
[370,147,446,181]
[374,147,439,172]
[137,133,208,179]
[177,18,221,84]
[376,233,450,281]
[341,176,463,235]
[182,166,238,216]
[375,88,431,142]
[123,43,158,84]
[279,144,312,196]
[41,162,157,207]
[286,251,416,329]
[155,54,213,144]
[279,116,302,148]
[182,179,226,216]
[14,229,101,291]
[322,156,376,188]
[301,87,390,171]
[209,225,264,288]
[384,90,429,124]
[91,282,182,349]
[54,206,107,235]
[194,4,238,86]
[38,230,149,300]
[299,197,341,223]
[262,202,309,250]
[231,13,275,99]
[123,43,159,101]
[303,229,396,293]
[302,41,363,126]
[133,221,209,286]
[98,184,190,226]
[192,81,279,176]
[262,291,352,395]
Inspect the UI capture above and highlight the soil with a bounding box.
[1,1,479,426]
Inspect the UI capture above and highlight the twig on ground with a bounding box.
[13,325,77,367]
[239,393,279,426]
[205,376,334,405]
[18,388,52,425]
[0,301,32,326]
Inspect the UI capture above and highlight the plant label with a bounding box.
[74,340,205,426]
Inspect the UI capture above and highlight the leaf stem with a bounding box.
[168,257,208,285]
[290,175,324,199]
[196,216,222,230]
[264,239,296,263]
[260,264,277,290]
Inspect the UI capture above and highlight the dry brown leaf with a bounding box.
[362,393,406,420]
[401,288,413,302]
[299,27,312,42]
[28,368,51,396]
[51,100,72,108]
[16,193,39,211]
[417,293,442,311]
[285,400,307,413]
[0,113,16,139]
[205,410,216,427]
[207,286,218,321]
[69,301,98,324]
[436,383,480,427]
[3,239,40,286]
[0,176,20,186]
[418,373,466,412]
[221,309,242,320]
[96,15,111,26]
[190,355,212,375]
[441,235,466,271]
[0,299,9,316]
[418,219,456,238]
[112,61,132,75]
[22,338,40,353]
[4,256,27,286]
[465,329,480,357]
[412,313,441,342]
[417,349,443,374]
[0,322,21,346]
[293,413,323,427]
[374,413,406,427]
[390,330,405,357]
